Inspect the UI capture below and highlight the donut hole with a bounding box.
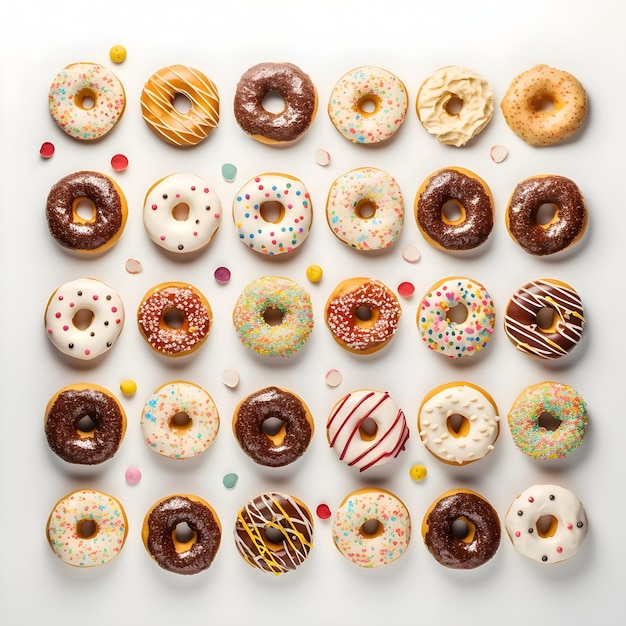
[446,413,470,438]
[445,96,464,115]
[451,516,476,543]
[531,94,555,112]
[536,202,559,227]
[72,198,96,223]
[263,306,284,326]
[76,519,98,539]
[536,514,558,538]
[262,416,287,445]
[163,308,185,329]
[357,94,381,116]
[536,307,558,333]
[262,90,285,114]
[360,518,383,539]
[72,309,94,331]
[538,411,562,432]
[172,92,192,114]
[446,303,468,325]
[263,525,287,550]
[172,522,197,553]
[260,201,285,224]
[359,417,378,441]
[354,305,379,328]
[169,411,192,433]
[75,414,97,437]
[172,202,191,221]
[75,88,96,110]
[355,199,377,220]
[441,199,466,225]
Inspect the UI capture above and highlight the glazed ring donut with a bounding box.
[504,484,588,564]
[332,488,411,568]
[45,383,126,465]
[141,381,220,460]
[232,276,314,358]
[137,282,213,357]
[325,277,402,354]
[143,172,222,254]
[142,494,221,575]
[328,65,408,143]
[46,170,128,254]
[44,277,125,360]
[327,389,409,472]
[506,175,587,256]
[416,65,494,146]
[422,489,501,569]
[326,167,404,251]
[415,167,494,251]
[233,386,314,467]
[47,488,128,567]
[503,277,585,360]
[500,64,588,146]
[234,492,314,575]
[140,64,219,147]
[48,62,125,140]
[233,62,317,144]
[417,276,496,359]
[507,382,587,460]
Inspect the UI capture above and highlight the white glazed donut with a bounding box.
[141,381,220,460]
[44,278,125,360]
[143,173,222,254]
[504,484,588,564]
[233,173,313,255]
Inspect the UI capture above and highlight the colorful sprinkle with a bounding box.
[40,141,55,158]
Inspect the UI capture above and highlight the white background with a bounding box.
[1,0,624,623]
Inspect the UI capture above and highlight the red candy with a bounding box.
[316,503,331,520]
[111,154,129,171]
[40,142,55,158]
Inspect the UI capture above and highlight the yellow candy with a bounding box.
[120,378,137,396]
[409,464,427,481]
[306,264,323,283]
[109,45,127,63]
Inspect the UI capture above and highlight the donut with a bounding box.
[143,173,222,254]
[503,278,585,360]
[233,62,317,144]
[137,282,212,357]
[141,381,220,460]
[48,62,125,141]
[417,276,496,359]
[142,494,221,575]
[140,64,219,147]
[234,492,314,575]
[507,382,587,460]
[422,489,501,569]
[504,484,588,564]
[326,167,404,251]
[332,488,411,568]
[232,276,314,358]
[233,386,314,467]
[325,277,402,354]
[500,64,588,146]
[415,167,494,251]
[418,382,499,465]
[44,277,125,360]
[506,175,588,256]
[46,170,128,254]
[232,173,313,255]
[416,65,494,146]
[47,488,128,567]
[328,65,408,144]
[45,383,126,465]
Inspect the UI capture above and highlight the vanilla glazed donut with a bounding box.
[415,167,494,251]
[332,488,411,568]
[234,492,314,575]
[326,167,404,251]
[232,276,314,358]
[44,278,125,360]
[418,382,499,465]
[233,62,317,144]
[49,62,125,140]
[500,64,588,146]
[506,175,587,256]
[141,381,220,460]
[143,173,222,254]
[141,64,219,147]
[328,65,408,144]
[417,276,495,359]
[233,172,313,256]
[504,484,588,564]
[47,488,128,567]
[45,383,126,465]
[504,278,585,360]
[416,65,494,146]
[46,171,128,254]
[142,494,221,575]
[327,389,409,472]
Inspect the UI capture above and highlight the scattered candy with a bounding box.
[125,258,143,274]
[306,264,323,283]
[222,368,240,389]
[409,464,427,481]
[40,141,55,159]
[316,503,332,520]
[222,163,237,182]
[109,45,127,63]
[315,148,331,166]
[490,145,508,163]
[398,281,415,298]
[223,473,239,489]
[111,153,129,171]
[120,379,137,396]
[402,245,421,263]
[325,368,343,387]
[125,467,142,485]
[214,266,231,284]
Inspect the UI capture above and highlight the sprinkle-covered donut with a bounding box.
[49,62,126,141]
[143,173,222,254]
[45,383,126,465]
[328,65,408,144]
[326,167,404,251]
[332,488,411,568]
[504,278,585,360]
[233,172,313,256]
[47,488,128,567]
[504,484,588,564]
[234,492,314,575]
[44,278,125,361]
